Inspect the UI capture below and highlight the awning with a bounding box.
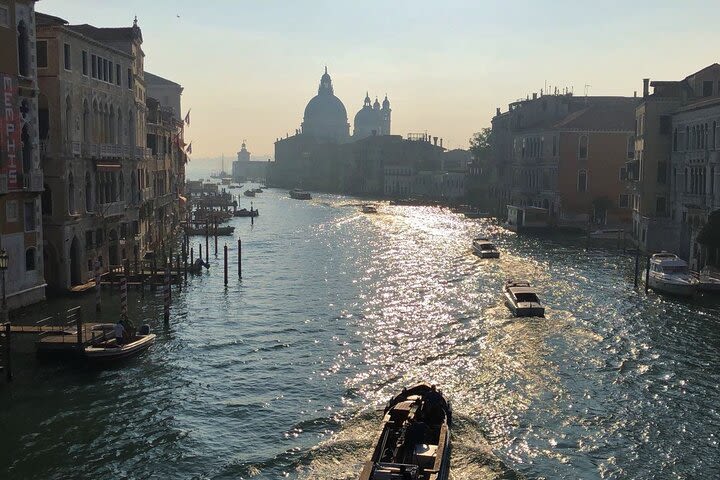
[97,163,121,171]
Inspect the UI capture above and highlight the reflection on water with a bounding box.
[1,189,719,479]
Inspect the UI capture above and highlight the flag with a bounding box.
[184,109,191,126]
[186,142,192,154]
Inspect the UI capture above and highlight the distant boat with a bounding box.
[252,188,263,194]
[472,237,500,258]
[289,189,311,200]
[184,225,235,236]
[648,252,697,296]
[359,383,451,480]
[243,189,256,197]
[233,208,259,218]
[503,280,545,317]
[362,204,378,214]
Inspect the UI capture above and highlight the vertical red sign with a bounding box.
[1,73,20,190]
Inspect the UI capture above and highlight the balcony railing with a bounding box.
[96,201,126,217]
[82,143,152,160]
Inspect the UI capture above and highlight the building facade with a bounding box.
[37,13,147,291]
[670,99,720,269]
[628,64,720,251]
[0,0,45,308]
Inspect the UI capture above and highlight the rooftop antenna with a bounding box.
[584,84,592,97]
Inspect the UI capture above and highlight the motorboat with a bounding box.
[503,280,545,317]
[184,225,235,236]
[233,208,259,218]
[84,325,156,362]
[252,188,263,193]
[289,189,312,200]
[472,237,500,258]
[359,383,451,480]
[648,252,697,296]
[243,189,256,197]
[362,204,378,214]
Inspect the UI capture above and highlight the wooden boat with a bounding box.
[648,252,697,296]
[243,189,256,197]
[362,204,378,214]
[472,237,499,258]
[359,383,451,480]
[184,225,235,236]
[233,208,259,218]
[503,280,545,317]
[85,328,156,362]
[289,188,312,200]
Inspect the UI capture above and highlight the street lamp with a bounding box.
[0,249,8,323]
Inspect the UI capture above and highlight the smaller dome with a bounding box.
[382,95,390,109]
[373,97,380,110]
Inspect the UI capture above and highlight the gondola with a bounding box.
[360,383,452,480]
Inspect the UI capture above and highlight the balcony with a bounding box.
[96,201,126,218]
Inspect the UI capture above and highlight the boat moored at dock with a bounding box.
[503,280,545,317]
[84,326,156,363]
[648,252,697,297]
[362,204,378,214]
[360,383,451,480]
[472,237,500,258]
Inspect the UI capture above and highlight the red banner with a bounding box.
[1,73,20,190]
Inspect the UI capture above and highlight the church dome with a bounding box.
[353,92,382,139]
[301,67,349,142]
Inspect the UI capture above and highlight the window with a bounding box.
[127,68,132,89]
[96,56,102,78]
[25,248,36,271]
[103,58,108,81]
[656,196,666,215]
[36,40,48,68]
[552,135,558,156]
[619,166,627,181]
[68,172,75,214]
[0,4,9,27]
[627,136,634,159]
[91,54,97,77]
[85,230,94,249]
[5,200,18,222]
[619,194,630,208]
[24,201,36,231]
[109,61,113,83]
[578,135,588,159]
[702,80,713,97]
[63,43,72,70]
[577,170,587,192]
[657,161,667,184]
[659,115,671,135]
[82,50,88,75]
[116,64,121,86]
[96,228,104,246]
[17,21,29,76]
[673,128,678,152]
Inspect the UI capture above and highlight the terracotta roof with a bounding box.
[553,100,637,131]
[36,12,68,26]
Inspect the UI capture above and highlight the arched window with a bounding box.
[119,172,124,201]
[686,126,690,150]
[68,172,75,214]
[65,96,73,144]
[117,109,123,145]
[85,172,93,212]
[578,135,588,159]
[111,173,117,201]
[42,184,52,216]
[713,121,717,150]
[82,100,90,143]
[25,248,36,271]
[130,172,136,204]
[21,124,32,173]
[577,169,587,192]
[672,129,678,152]
[17,21,29,77]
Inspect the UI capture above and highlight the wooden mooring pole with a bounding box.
[644,255,651,294]
[3,322,11,382]
[164,264,171,324]
[94,259,101,312]
[238,238,242,279]
[205,222,209,261]
[224,244,228,287]
[214,221,218,257]
[633,248,640,289]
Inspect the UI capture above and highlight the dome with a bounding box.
[354,104,377,126]
[353,93,383,139]
[382,95,390,109]
[301,68,349,142]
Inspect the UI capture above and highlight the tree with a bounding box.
[469,127,493,161]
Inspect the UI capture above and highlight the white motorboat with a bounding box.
[362,204,378,214]
[503,280,545,317]
[85,326,156,363]
[648,252,697,296]
[359,383,451,480]
[472,237,500,258]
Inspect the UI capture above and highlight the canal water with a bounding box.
[1,187,719,480]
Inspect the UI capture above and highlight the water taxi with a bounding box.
[503,280,545,317]
[233,208,259,218]
[243,189,256,197]
[362,204,378,214]
[360,383,451,480]
[648,252,697,296]
[289,189,312,200]
[472,237,500,258]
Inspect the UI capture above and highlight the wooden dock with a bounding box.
[36,323,114,353]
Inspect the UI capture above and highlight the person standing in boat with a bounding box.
[114,320,127,346]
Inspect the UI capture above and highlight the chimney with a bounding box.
[496,107,501,116]
[440,138,443,148]
[532,92,537,100]
[433,136,438,146]
[643,78,650,98]
[633,91,637,98]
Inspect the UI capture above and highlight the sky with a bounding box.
[39,0,720,173]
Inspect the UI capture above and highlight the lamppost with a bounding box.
[0,249,8,323]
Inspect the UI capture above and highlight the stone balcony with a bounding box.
[96,201,126,218]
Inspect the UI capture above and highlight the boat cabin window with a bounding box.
[661,265,688,274]
[515,293,539,303]
[480,244,495,250]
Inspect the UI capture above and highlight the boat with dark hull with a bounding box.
[84,327,156,363]
[233,208,259,218]
[184,225,235,236]
[503,280,545,317]
[472,237,500,258]
[289,189,312,200]
[360,383,451,480]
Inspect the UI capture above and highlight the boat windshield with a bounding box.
[515,293,539,303]
[480,244,495,250]
[661,265,688,274]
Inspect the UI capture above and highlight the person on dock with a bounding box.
[114,320,126,346]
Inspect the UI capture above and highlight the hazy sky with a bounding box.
[40,0,720,169]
